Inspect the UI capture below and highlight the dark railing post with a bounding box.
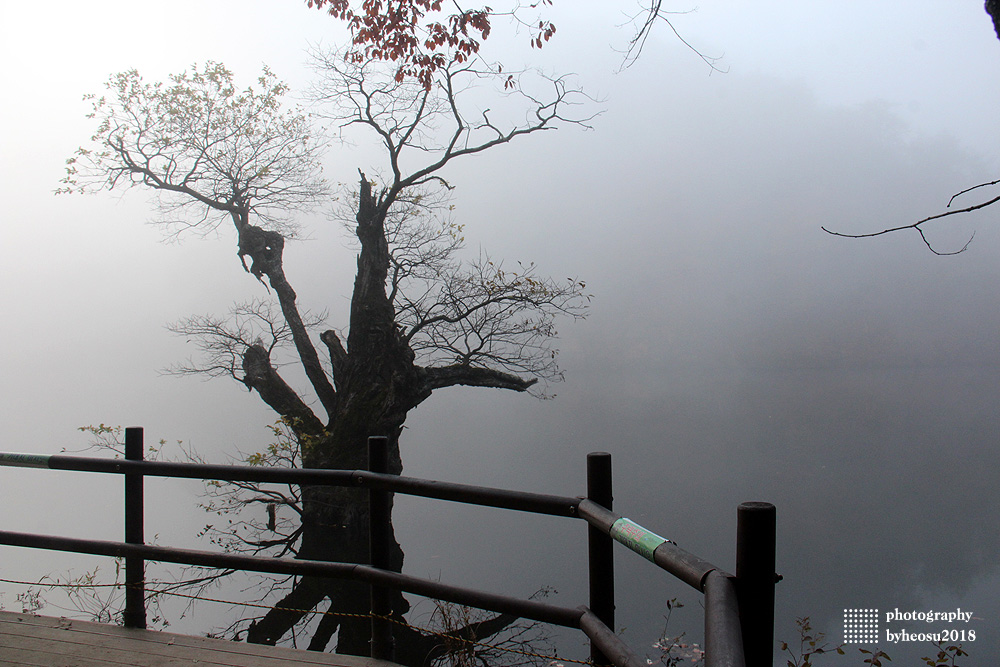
[736,501,776,667]
[587,452,615,666]
[368,436,394,661]
[123,427,146,629]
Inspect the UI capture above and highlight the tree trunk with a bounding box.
[247,417,408,649]
[244,175,519,663]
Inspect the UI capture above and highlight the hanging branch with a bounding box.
[821,179,1000,255]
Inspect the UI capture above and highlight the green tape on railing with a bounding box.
[0,453,51,469]
[610,517,668,562]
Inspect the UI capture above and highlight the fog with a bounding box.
[2,2,999,665]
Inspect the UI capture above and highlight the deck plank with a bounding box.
[0,611,403,667]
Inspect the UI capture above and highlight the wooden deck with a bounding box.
[0,611,403,667]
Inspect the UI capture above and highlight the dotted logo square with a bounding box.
[843,608,879,643]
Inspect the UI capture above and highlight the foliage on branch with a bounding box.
[303,1,727,86]
[198,418,306,558]
[58,62,327,236]
[922,640,969,666]
[779,617,844,667]
[647,598,704,666]
[305,0,555,89]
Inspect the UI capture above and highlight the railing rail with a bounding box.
[2,453,580,516]
[0,530,586,628]
[0,428,776,667]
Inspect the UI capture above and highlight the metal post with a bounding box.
[123,427,146,629]
[703,571,747,667]
[587,452,614,666]
[368,436,394,661]
[736,502,776,667]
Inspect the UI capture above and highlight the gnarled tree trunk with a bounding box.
[242,176,518,663]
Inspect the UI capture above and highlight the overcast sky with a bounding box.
[2,2,1000,664]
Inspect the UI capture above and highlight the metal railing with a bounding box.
[0,427,777,667]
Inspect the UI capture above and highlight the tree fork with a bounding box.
[236,219,339,418]
[241,345,325,435]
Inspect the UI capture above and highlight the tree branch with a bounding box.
[306,609,341,652]
[320,330,350,389]
[246,577,329,645]
[437,612,520,655]
[241,345,325,435]
[821,187,1000,255]
[420,364,537,392]
[617,2,727,73]
[236,222,340,418]
[165,299,304,382]
[400,69,596,191]
[346,173,401,364]
[311,51,596,201]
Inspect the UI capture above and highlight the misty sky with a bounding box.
[2,2,1000,665]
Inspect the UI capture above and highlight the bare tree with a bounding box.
[63,52,590,665]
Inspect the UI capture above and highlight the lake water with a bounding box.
[4,195,999,665]
[1,356,996,666]
[394,358,1000,666]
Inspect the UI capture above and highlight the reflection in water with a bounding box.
[400,357,1000,665]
